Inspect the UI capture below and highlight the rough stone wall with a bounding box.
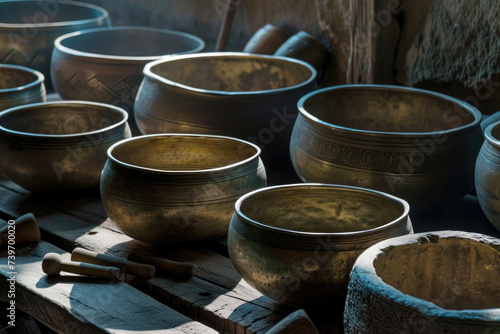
[395,0,500,113]
[403,0,500,87]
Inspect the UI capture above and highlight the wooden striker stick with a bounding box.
[42,253,121,279]
[71,247,155,278]
[128,252,197,276]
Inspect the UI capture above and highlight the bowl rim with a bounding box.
[53,26,206,62]
[0,0,109,29]
[142,52,318,96]
[484,120,500,149]
[297,84,483,137]
[349,231,500,321]
[107,133,263,175]
[0,64,45,93]
[0,100,128,138]
[233,182,410,238]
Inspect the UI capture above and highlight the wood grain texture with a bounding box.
[0,178,343,333]
[0,241,217,333]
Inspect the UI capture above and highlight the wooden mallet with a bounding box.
[71,247,156,279]
[128,252,198,277]
[42,253,121,279]
[0,213,41,248]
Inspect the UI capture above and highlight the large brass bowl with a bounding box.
[344,231,500,333]
[0,101,130,192]
[0,64,46,111]
[100,134,267,245]
[290,84,484,214]
[51,26,205,130]
[227,183,412,309]
[134,52,317,169]
[0,0,110,91]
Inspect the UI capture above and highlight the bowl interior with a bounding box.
[0,1,104,24]
[0,67,38,90]
[303,88,477,133]
[111,136,258,171]
[0,104,124,135]
[60,29,203,57]
[151,56,313,92]
[374,237,500,310]
[490,123,500,142]
[239,186,405,233]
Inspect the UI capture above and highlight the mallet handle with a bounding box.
[128,253,197,276]
[61,261,121,279]
[71,247,155,278]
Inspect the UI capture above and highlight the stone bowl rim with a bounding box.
[350,230,500,321]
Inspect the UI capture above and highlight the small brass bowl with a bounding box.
[476,121,500,232]
[344,231,500,333]
[51,26,205,119]
[290,84,485,214]
[227,183,412,309]
[100,134,266,245]
[0,64,46,111]
[0,101,131,192]
[134,52,317,168]
[0,0,110,91]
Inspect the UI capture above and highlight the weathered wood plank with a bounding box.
[0,180,343,333]
[0,241,218,333]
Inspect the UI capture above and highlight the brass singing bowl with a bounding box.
[0,0,110,91]
[227,183,413,308]
[100,134,267,245]
[0,101,131,193]
[0,64,46,111]
[134,52,317,168]
[475,121,500,232]
[51,26,205,119]
[290,84,485,214]
[344,231,500,333]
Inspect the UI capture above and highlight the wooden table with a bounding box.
[0,170,498,333]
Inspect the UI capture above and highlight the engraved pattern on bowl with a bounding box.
[0,101,131,192]
[227,183,413,309]
[290,84,484,214]
[0,0,111,90]
[100,134,267,245]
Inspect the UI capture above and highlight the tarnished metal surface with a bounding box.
[51,26,205,117]
[0,0,110,90]
[290,84,484,214]
[228,183,412,308]
[134,52,317,167]
[0,101,130,192]
[0,64,45,111]
[100,134,266,245]
[476,121,500,232]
